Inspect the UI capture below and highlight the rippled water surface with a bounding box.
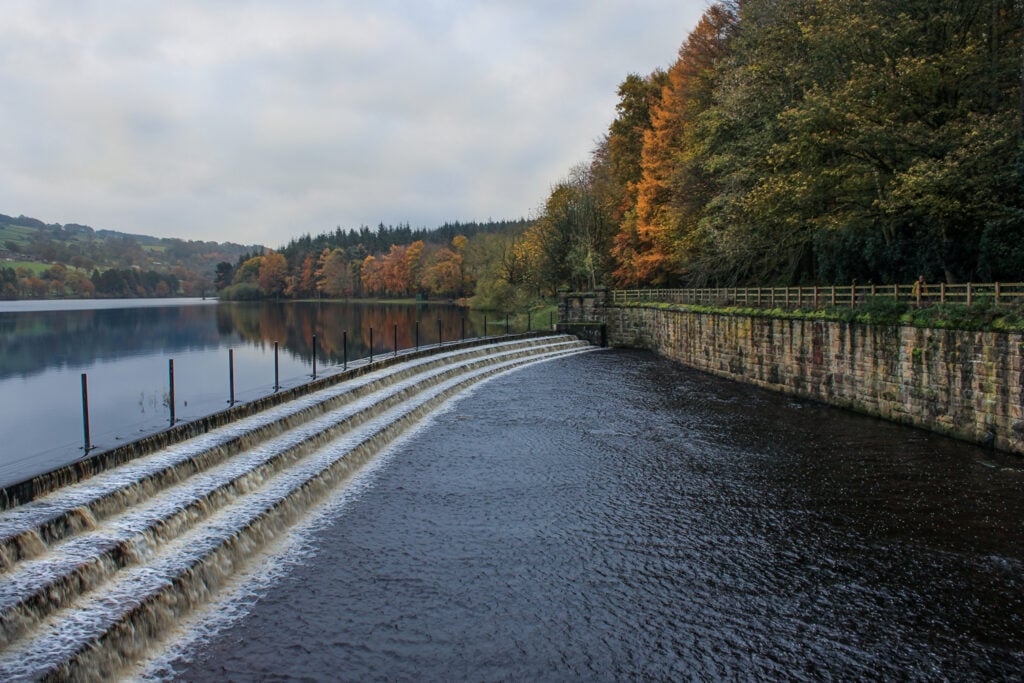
[166,349,1024,681]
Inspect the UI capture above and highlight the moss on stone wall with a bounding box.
[617,300,1024,332]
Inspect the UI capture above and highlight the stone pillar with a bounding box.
[556,288,609,346]
[556,288,609,324]
[557,287,572,324]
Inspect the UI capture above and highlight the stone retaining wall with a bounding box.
[592,300,1024,455]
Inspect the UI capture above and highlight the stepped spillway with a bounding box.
[0,334,596,681]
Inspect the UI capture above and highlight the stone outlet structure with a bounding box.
[561,291,1024,456]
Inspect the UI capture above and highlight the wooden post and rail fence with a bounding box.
[608,282,1024,310]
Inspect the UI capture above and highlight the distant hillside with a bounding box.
[0,213,264,298]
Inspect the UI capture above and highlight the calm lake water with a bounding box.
[0,299,490,487]
[154,349,1024,681]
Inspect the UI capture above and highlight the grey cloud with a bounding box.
[0,0,704,246]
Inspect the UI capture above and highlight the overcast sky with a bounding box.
[0,1,705,248]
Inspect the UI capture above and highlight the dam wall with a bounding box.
[562,293,1024,455]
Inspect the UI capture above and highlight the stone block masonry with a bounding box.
[597,302,1024,455]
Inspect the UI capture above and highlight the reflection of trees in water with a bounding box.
[2,301,486,380]
[0,306,222,379]
[357,306,419,354]
[218,302,480,364]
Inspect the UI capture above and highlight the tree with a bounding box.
[317,248,357,298]
[626,2,739,285]
[421,247,463,297]
[528,165,614,292]
[405,240,425,295]
[215,262,234,290]
[709,0,1024,284]
[379,244,411,295]
[0,266,18,298]
[463,231,531,311]
[597,71,669,225]
[593,70,671,286]
[450,234,470,293]
[66,271,95,297]
[232,256,263,285]
[258,251,288,298]
[360,254,385,295]
[286,254,319,298]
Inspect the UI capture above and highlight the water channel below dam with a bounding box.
[148,348,1024,681]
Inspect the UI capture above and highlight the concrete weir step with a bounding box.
[0,334,596,681]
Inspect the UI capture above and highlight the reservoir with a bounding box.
[147,348,1024,681]
[0,299,484,486]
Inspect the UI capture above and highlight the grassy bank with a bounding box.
[624,298,1024,333]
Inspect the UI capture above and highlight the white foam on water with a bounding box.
[127,390,468,683]
[128,348,595,682]
[0,339,579,545]
[0,341,596,680]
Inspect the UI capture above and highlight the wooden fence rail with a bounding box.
[610,283,1024,310]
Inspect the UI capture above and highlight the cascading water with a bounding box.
[0,334,597,681]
